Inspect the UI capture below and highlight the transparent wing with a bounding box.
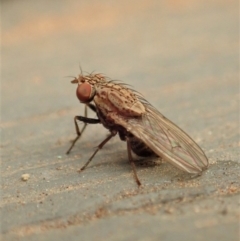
[112,102,208,173]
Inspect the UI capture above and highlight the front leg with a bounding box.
[66,105,101,154]
[87,103,97,113]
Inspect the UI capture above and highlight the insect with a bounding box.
[66,71,208,186]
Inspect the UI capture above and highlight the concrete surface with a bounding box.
[1,0,239,240]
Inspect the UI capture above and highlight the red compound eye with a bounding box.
[76,82,93,102]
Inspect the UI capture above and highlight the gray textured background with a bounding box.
[1,0,239,240]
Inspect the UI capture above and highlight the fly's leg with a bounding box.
[66,103,99,154]
[87,103,97,112]
[66,115,100,154]
[126,137,141,186]
[79,130,117,172]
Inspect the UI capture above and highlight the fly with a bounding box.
[66,71,208,186]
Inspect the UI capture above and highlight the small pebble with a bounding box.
[21,174,30,181]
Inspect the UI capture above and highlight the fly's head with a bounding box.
[74,80,96,103]
[71,73,106,103]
